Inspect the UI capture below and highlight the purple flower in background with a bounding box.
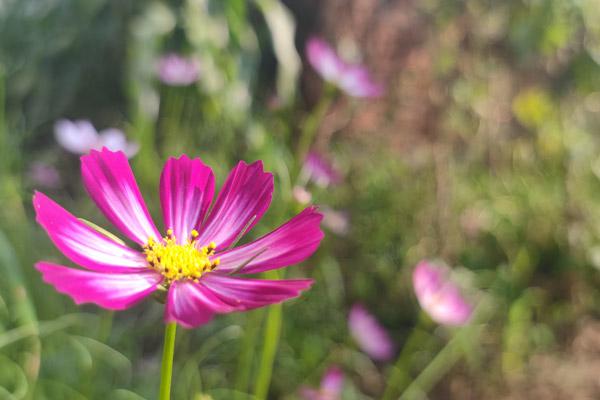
[34,149,323,328]
[54,119,140,158]
[306,36,384,98]
[412,260,473,326]
[302,150,342,188]
[27,162,61,188]
[157,53,200,86]
[349,303,395,361]
[300,367,344,400]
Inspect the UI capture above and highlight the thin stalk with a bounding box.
[296,86,336,165]
[159,322,177,400]
[253,270,283,399]
[234,308,266,400]
[160,86,187,155]
[381,313,427,400]
[397,329,465,400]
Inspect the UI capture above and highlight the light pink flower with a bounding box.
[300,367,344,400]
[412,260,473,326]
[321,207,349,236]
[157,53,200,86]
[34,148,323,328]
[306,36,384,98]
[302,151,342,188]
[54,119,140,158]
[349,303,395,361]
[28,162,61,188]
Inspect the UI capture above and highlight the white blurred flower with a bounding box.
[54,119,140,158]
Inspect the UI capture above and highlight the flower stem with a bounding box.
[253,270,282,399]
[296,85,336,165]
[159,322,177,400]
[381,313,427,400]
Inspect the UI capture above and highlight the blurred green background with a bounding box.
[2,0,600,399]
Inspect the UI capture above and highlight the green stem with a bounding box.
[159,322,177,400]
[234,308,265,400]
[160,86,187,156]
[253,270,283,399]
[381,313,427,400]
[397,328,465,400]
[296,86,336,165]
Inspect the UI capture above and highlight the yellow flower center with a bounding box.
[143,229,220,283]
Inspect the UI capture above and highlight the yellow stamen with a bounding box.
[144,231,219,283]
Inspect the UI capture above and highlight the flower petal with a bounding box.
[34,191,147,272]
[196,160,273,250]
[412,260,473,326]
[216,206,323,274]
[98,128,140,158]
[201,273,313,310]
[338,66,385,98]
[159,155,214,243]
[54,119,99,154]
[348,304,395,361]
[321,367,344,395]
[164,280,235,328]
[36,262,163,310]
[306,36,344,82]
[81,148,161,245]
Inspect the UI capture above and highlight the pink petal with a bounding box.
[157,53,200,86]
[98,129,140,158]
[36,262,163,310]
[306,36,344,82]
[34,192,147,272]
[303,151,343,188]
[54,119,99,154]
[159,155,215,243]
[216,206,323,274]
[320,367,343,394]
[81,148,161,245]
[200,273,313,310]
[338,66,385,98]
[349,304,395,361]
[164,280,236,328]
[196,161,273,250]
[412,260,473,326]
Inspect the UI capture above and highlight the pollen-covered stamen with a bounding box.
[143,229,219,283]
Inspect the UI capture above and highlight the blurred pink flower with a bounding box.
[27,162,61,188]
[300,367,344,400]
[302,150,342,188]
[321,207,349,236]
[293,185,313,205]
[306,36,384,98]
[54,119,139,158]
[34,149,323,328]
[157,53,200,86]
[412,260,473,326]
[349,303,395,361]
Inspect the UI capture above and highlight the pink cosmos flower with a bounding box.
[157,53,200,86]
[34,148,323,328]
[302,151,342,188]
[412,260,473,326]
[54,119,140,158]
[306,36,384,98]
[300,367,344,400]
[348,303,395,361]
